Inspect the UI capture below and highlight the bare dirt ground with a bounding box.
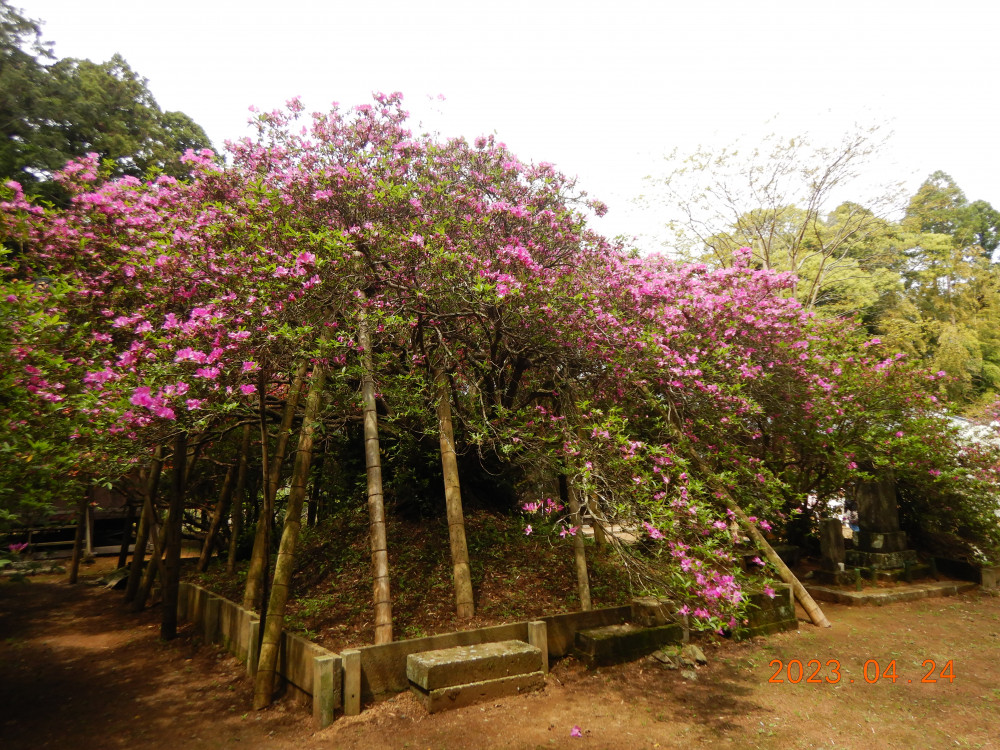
[2,562,999,750]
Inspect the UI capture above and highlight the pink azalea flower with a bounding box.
[524,525,532,535]
[240,384,257,395]
[764,586,776,599]
[570,726,582,738]
[642,522,664,540]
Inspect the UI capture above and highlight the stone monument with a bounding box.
[846,479,917,570]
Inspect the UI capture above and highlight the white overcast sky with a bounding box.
[16,0,1000,250]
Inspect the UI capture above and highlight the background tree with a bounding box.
[0,1,211,203]
[646,126,904,317]
[876,172,1000,403]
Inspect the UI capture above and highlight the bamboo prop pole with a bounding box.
[642,387,831,628]
[243,362,308,611]
[359,292,393,643]
[434,366,475,620]
[253,350,329,709]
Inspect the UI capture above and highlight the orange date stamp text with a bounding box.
[767,659,955,684]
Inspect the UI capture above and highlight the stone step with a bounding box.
[804,580,978,606]
[406,640,542,691]
[406,640,543,713]
[574,622,683,668]
[411,671,545,713]
[735,584,797,639]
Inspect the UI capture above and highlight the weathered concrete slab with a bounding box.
[574,622,684,668]
[982,566,1000,589]
[358,622,528,699]
[410,671,544,713]
[343,649,361,716]
[527,621,548,674]
[805,580,977,606]
[312,654,340,729]
[736,584,797,639]
[356,606,629,699]
[631,597,672,627]
[934,558,1000,588]
[407,640,541,691]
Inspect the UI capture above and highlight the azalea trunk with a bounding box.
[132,511,167,612]
[197,463,236,572]
[434,367,474,620]
[253,358,328,709]
[586,494,609,548]
[307,444,324,527]
[161,432,188,640]
[227,425,252,575]
[359,295,393,643]
[68,488,91,585]
[243,363,307,611]
[559,474,592,611]
[116,500,137,570]
[125,449,163,603]
[125,499,152,603]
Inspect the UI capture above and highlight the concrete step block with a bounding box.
[574,622,683,668]
[410,671,545,713]
[406,640,542,691]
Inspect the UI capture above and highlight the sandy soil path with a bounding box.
[2,572,998,749]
